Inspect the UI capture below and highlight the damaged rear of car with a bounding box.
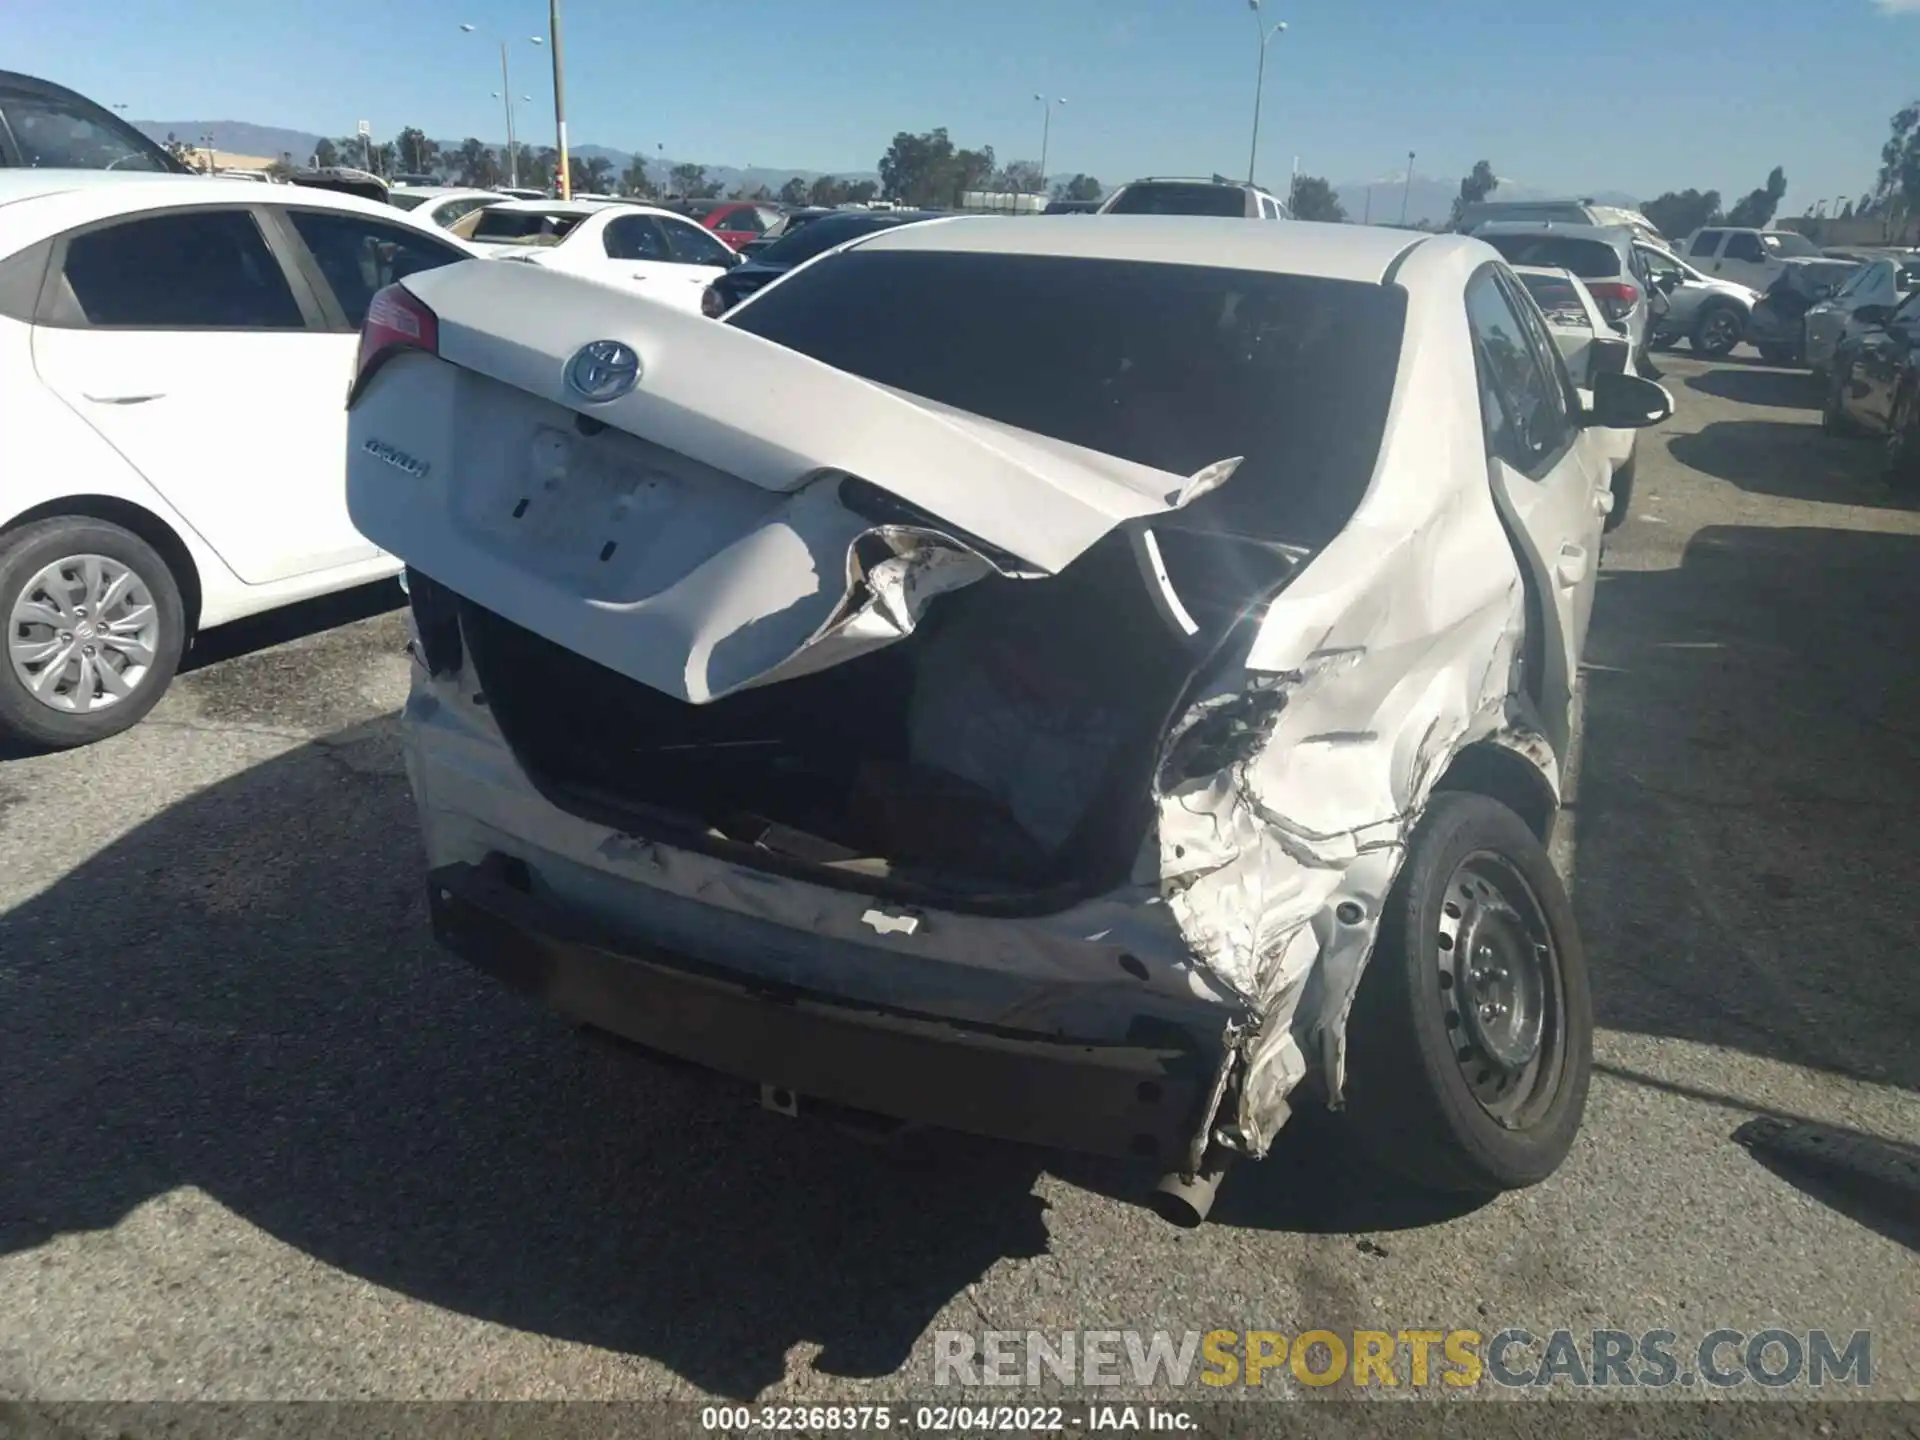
[346,218,1671,1222]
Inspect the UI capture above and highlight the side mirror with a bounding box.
[1584,371,1674,431]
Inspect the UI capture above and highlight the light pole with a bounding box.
[1400,151,1415,226]
[1033,94,1065,198]
[462,23,543,188]
[548,0,570,199]
[1245,1,1287,186]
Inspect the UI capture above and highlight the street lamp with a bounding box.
[462,23,544,188]
[1033,94,1065,198]
[1401,151,1416,226]
[1245,1,1287,186]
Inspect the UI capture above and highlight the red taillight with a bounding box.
[349,284,439,405]
[1587,280,1641,314]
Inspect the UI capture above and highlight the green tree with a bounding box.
[621,157,657,197]
[394,128,439,176]
[777,176,810,206]
[1725,166,1788,228]
[995,159,1045,194]
[1051,173,1102,202]
[1877,103,1920,223]
[1642,189,1721,239]
[842,179,877,206]
[575,155,614,192]
[1448,159,1498,227]
[312,137,340,168]
[878,128,995,209]
[670,162,718,197]
[1288,174,1347,223]
[525,147,558,189]
[454,137,500,188]
[808,174,846,207]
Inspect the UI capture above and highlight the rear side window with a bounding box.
[61,209,304,328]
[1466,269,1575,473]
[603,214,670,260]
[1104,183,1248,217]
[662,216,736,266]
[729,249,1408,545]
[286,210,466,328]
[1479,234,1621,279]
[712,206,768,235]
[0,87,172,172]
[1690,230,1725,258]
[1724,233,1766,263]
[471,209,583,245]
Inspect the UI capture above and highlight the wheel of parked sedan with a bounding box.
[1885,387,1920,490]
[1822,365,1855,435]
[1691,304,1744,358]
[0,518,186,749]
[1339,792,1593,1194]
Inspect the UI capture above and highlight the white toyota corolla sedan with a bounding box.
[0,171,479,747]
[343,217,1672,1222]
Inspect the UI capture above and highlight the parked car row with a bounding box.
[1820,286,1920,489]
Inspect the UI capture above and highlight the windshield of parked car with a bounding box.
[1761,231,1821,258]
[729,249,1407,545]
[0,87,174,171]
[388,193,430,211]
[469,208,586,245]
[754,213,927,267]
[1479,234,1622,279]
[1104,182,1248,217]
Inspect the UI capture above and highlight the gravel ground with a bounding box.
[1,351,1916,1412]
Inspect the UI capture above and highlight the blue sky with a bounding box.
[9,0,1920,206]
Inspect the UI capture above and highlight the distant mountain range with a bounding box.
[132,121,1641,224]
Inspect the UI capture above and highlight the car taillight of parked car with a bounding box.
[1586,280,1641,322]
[350,283,440,405]
[701,285,729,319]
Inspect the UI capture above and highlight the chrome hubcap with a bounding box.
[8,555,160,715]
[1436,853,1566,1128]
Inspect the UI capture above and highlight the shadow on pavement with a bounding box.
[181,579,404,674]
[1682,368,1820,410]
[1573,523,1920,1097]
[0,717,1055,1399]
[1666,421,1920,509]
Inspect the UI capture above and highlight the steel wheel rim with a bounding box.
[1435,851,1567,1129]
[8,554,160,715]
[1701,311,1738,351]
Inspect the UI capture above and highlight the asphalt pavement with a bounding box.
[2,351,1917,1406]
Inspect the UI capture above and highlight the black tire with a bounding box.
[1691,303,1744,358]
[1884,386,1920,490]
[0,518,186,748]
[1822,364,1855,435]
[1604,447,1635,533]
[1340,793,1594,1194]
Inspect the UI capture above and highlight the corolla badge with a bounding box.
[565,339,642,403]
[361,438,429,478]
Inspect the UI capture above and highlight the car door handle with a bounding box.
[82,391,166,405]
[1556,543,1590,587]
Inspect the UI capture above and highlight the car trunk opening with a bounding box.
[454,517,1306,908]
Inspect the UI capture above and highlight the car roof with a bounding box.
[847,214,1433,284]
[391,185,492,200]
[480,198,626,215]
[0,170,470,255]
[1473,220,1632,243]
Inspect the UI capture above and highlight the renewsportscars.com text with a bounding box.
[932,1328,1873,1390]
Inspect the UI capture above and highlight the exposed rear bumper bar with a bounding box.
[428,857,1224,1162]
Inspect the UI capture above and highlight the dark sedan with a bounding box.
[1821,288,1920,488]
[700,208,944,316]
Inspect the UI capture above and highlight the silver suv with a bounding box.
[1473,222,1656,367]
[1098,176,1292,220]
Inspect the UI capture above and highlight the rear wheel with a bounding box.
[0,518,186,748]
[1692,304,1744,358]
[1885,386,1920,490]
[1340,793,1593,1193]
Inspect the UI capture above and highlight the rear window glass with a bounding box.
[729,249,1407,546]
[0,88,173,172]
[1516,271,1589,325]
[756,214,920,267]
[1104,183,1248,217]
[471,209,584,245]
[1479,234,1621,279]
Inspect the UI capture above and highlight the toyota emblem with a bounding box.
[564,339,642,403]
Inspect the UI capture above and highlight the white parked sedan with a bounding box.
[344,217,1673,1221]
[445,197,741,313]
[0,170,478,746]
[387,185,505,234]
